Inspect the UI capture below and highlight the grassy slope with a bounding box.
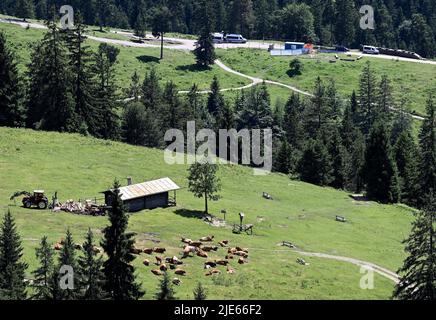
[217,48,436,116]
[0,23,250,92]
[0,127,414,299]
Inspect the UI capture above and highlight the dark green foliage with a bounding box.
[283,93,303,149]
[78,229,107,300]
[101,180,144,300]
[33,236,58,300]
[363,121,400,203]
[194,0,216,67]
[298,137,332,186]
[142,68,162,110]
[155,272,176,300]
[207,76,225,117]
[14,0,35,21]
[122,101,161,148]
[134,0,147,38]
[274,140,292,175]
[193,282,207,300]
[0,210,27,300]
[359,62,377,134]
[328,128,346,189]
[394,194,436,300]
[288,59,303,77]
[57,229,79,300]
[188,161,221,214]
[0,32,25,127]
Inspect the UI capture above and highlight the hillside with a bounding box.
[0,127,415,299]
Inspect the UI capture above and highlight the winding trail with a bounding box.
[248,246,400,284]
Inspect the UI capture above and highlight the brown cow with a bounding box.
[228,248,237,254]
[153,247,166,254]
[151,269,163,276]
[222,240,229,245]
[159,264,168,271]
[190,241,203,248]
[238,257,246,265]
[202,245,218,252]
[182,245,196,258]
[196,250,208,258]
[235,251,249,258]
[143,259,150,266]
[205,269,221,276]
[219,241,228,247]
[175,268,186,276]
[155,256,163,265]
[216,259,229,266]
[181,237,192,244]
[54,243,63,251]
[199,235,214,242]
[143,248,154,255]
[236,247,249,253]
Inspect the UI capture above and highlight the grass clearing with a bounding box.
[0,127,414,299]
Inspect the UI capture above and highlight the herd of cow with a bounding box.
[133,235,249,285]
[53,235,249,287]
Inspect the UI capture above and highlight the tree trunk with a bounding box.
[160,33,164,60]
[204,192,208,214]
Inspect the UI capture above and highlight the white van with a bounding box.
[362,45,380,54]
[212,33,224,44]
[225,34,247,44]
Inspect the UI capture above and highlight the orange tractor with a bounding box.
[10,190,49,209]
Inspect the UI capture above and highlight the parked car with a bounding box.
[225,34,247,44]
[212,33,224,44]
[362,45,380,54]
[335,45,350,52]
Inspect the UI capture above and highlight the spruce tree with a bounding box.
[194,0,216,67]
[193,282,207,300]
[419,95,436,205]
[0,32,25,127]
[33,236,57,300]
[363,121,400,203]
[0,210,27,300]
[101,180,143,300]
[155,272,176,300]
[283,93,303,149]
[298,137,332,186]
[207,76,225,117]
[159,81,184,133]
[134,0,147,38]
[127,71,142,102]
[78,229,107,300]
[57,229,79,300]
[274,140,292,174]
[359,62,377,134]
[328,128,346,189]
[142,68,162,110]
[394,194,436,300]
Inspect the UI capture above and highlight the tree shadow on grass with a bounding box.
[175,64,211,72]
[174,209,206,219]
[136,55,161,64]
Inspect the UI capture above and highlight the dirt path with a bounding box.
[248,246,400,284]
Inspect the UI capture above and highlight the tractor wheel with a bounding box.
[38,201,48,210]
[23,201,32,209]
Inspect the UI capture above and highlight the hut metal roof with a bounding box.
[105,178,180,201]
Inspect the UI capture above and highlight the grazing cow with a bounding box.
[205,269,221,276]
[222,240,229,245]
[173,278,181,286]
[199,235,214,242]
[175,268,186,276]
[216,259,229,266]
[54,243,63,251]
[181,237,192,244]
[235,251,248,258]
[227,266,236,274]
[236,246,248,253]
[151,269,163,276]
[238,257,245,265]
[219,241,227,247]
[143,259,150,266]
[153,247,166,254]
[202,245,218,252]
[182,245,196,258]
[143,248,154,255]
[196,250,208,258]
[155,256,163,265]
[159,264,168,271]
[190,241,203,248]
[131,247,142,255]
[228,248,237,254]
[204,261,217,268]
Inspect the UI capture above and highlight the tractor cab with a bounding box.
[23,190,48,209]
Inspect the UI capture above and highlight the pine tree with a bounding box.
[207,76,225,117]
[419,95,436,205]
[101,180,143,300]
[193,282,207,300]
[159,81,184,132]
[395,130,419,206]
[26,20,77,132]
[193,0,216,68]
[0,32,25,127]
[274,140,292,174]
[127,71,142,102]
[359,62,377,134]
[78,229,107,300]
[363,121,400,203]
[0,210,27,300]
[92,43,121,140]
[345,129,366,193]
[376,74,394,123]
[328,128,346,189]
[298,137,332,186]
[142,68,162,110]
[134,0,147,38]
[283,93,303,149]
[394,194,436,300]
[33,236,58,300]
[155,272,176,300]
[57,229,79,300]
[305,77,326,138]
